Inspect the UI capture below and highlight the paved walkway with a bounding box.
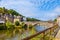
[54,29,60,40]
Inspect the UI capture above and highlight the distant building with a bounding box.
[0,13,23,23]
[14,15,23,23]
[4,14,14,23]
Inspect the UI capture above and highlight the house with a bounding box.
[14,15,23,23]
[0,13,24,23]
[4,14,14,23]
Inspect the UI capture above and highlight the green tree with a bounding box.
[15,21,20,26]
[29,24,33,30]
[54,19,57,22]
[8,9,22,16]
[22,24,27,30]
[0,7,8,15]
[0,7,3,13]
[6,21,14,29]
[26,17,40,21]
[0,7,23,16]
[0,24,6,30]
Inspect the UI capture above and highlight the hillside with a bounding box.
[0,7,23,16]
[0,7,40,21]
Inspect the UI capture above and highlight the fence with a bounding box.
[22,24,59,40]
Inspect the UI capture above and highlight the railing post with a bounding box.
[42,32,45,40]
[50,28,54,40]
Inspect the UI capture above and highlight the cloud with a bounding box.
[53,7,60,13]
[0,0,60,21]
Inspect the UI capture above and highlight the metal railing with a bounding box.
[22,24,59,40]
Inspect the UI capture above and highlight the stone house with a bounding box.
[5,14,14,23]
[14,15,23,23]
[0,13,23,23]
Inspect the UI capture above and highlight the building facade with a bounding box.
[14,15,23,23]
[0,13,23,23]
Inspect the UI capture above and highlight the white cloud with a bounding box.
[53,7,60,13]
[0,0,60,21]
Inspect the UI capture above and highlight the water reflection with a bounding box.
[0,25,46,40]
[0,30,15,40]
[35,25,47,32]
[0,29,35,40]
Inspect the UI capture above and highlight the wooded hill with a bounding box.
[0,7,23,16]
[0,7,40,21]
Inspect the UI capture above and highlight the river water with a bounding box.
[0,25,47,40]
[35,25,47,32]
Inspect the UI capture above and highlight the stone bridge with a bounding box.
[24,21,55,28]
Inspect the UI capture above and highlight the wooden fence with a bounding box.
[22,24,59,40]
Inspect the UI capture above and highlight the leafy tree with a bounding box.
[26,17,40,21]
[8,9,22,16]
[0,24,6,30]
[6,21,14,29]
[0,7,3,13]
[0,7,8,15]
[22,24,27,30]
[54,19,57,22]
[29,24,33,29]
[0,7,23,16]
[15,21,20,26]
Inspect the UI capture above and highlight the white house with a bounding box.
[14,15,23,23]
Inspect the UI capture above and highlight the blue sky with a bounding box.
[0,0,60,21]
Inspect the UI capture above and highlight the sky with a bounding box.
[0,0,60,21]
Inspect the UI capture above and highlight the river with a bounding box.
[0,25,47,40]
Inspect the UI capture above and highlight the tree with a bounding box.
[26,17,40,21]
[0,24,6,30]
[54,19,57,22]
[29,24,33,30]
[8,9,22,16]
[0,7,23,16]
[0,7,2,13]
[15,21,20,26]
[0,7,8,15]
[22,24,27,30]
[6,21,14,29]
